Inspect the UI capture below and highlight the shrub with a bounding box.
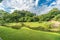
[11,25,22,29]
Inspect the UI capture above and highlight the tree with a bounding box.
[38,8,60,21]
[53,14,60,21]
[0,0,2,3]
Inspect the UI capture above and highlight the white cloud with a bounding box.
[0,0,60,14]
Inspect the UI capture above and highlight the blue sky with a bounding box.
[38,0,56,6]
[0,0,60,14]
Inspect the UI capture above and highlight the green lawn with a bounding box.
[0,26,60,40]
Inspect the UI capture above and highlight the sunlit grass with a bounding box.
[0,26,60,40]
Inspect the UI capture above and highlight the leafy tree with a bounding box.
[38,8,60,21]
[53,14,60,21]
[0,8,60,23]
[0,0,2,3]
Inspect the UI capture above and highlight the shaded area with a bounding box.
[0,0,3,3]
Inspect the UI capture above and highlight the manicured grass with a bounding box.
[0,26,60,40]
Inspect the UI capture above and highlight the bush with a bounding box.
[25,22,54,32]
[11,25,22,29]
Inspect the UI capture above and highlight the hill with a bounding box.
[0,8,60,40]
[0,26,60,40]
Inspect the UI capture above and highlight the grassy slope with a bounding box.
[0,26,60,40]
[6,22,52,27]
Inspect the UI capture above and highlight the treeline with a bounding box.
[0,8,60,23]
[0,10,37,23]
[38,8,60,21]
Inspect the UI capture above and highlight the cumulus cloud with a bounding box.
[0,0,60,14]
[0,0,37,12]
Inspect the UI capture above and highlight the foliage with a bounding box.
[3,22,53,31]
[53,14,60,21]
[0,0,2,2]
[0,8,60,23]
[38,8,60,21]
[0,8,60,30]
